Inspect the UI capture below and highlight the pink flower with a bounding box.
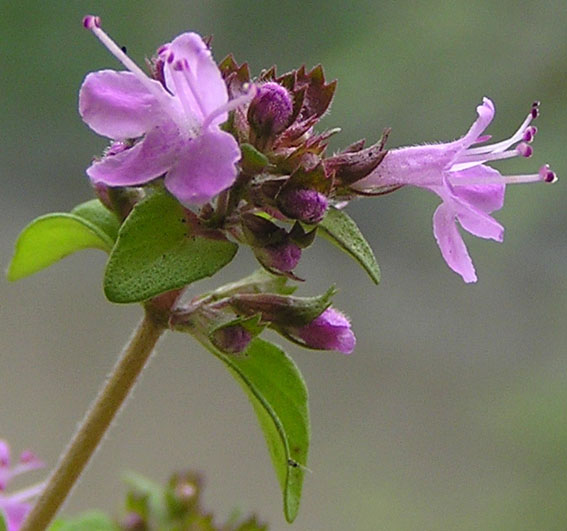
[294,307,356,354]
[352,98,557,282]
[0,440,44,531]
[80,15,254,205]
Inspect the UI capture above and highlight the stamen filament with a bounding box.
[450,172,550,187]
[84,16,177,120]
[170,60,200,131]
[202,84,257,130]
[452,149,520,171]
[179,60,208,120]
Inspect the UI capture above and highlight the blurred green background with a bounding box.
[2,1,567,529]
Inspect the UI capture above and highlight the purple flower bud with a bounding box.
[295,307,356,354]
[278,188,328,224]
[248,82,294,136]
[210,325,252,354]
[121,512,147,530]
[255,240,301,273]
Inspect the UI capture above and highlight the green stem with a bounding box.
[21,312,165,531]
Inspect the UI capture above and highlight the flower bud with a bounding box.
[248,82,294,137]
[292,307,355,354]
[278,187,328,224]
[210,324,253,354]
[121,512,147,531]
[254,240,301,274]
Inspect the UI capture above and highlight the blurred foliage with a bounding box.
[51,471,267,530]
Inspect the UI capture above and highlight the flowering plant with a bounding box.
[5,14,556,530]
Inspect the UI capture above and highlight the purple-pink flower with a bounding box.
[294,307,356,354]
[352,98,557,282]
[80,15,253,205]
[0,440,44,531]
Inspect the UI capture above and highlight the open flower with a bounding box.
[80,15,253,205]
[352,98,557,282]
[0,440,44,531]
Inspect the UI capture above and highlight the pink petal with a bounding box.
[0,442,10,468]
[460,97,495,148]
[87,122,180,186]
[79,71,167,140]
[433,202,477,283]
[165,129,240,205]
[0,497,31,531]
[453,198,504,242]
[450,166,505,213]
[163,33,229,126]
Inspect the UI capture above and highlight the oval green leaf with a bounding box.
[104,189,238,303]
[318,206,380,284]
[71,199,120,242]
[203,337,310,522]
[7,213,116,281]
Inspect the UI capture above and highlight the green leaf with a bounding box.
[202,337,309,522]
[317,206,380,284]
[7,207,117,281]
[240,143,269,173]
[71,199,120,242]
[0,512,7,531]
[104,189,238,303]
[49,512,118,531]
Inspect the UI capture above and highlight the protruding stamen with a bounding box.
[82,15,100,29]
[539,164,558,183]
[451,167,555,187]
[83,15,181,126]
[467,102,538,156]
[516,142,533,158]
[454,148,520,170]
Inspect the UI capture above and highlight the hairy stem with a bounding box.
[21,312,165,531]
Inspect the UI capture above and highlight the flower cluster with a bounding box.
[0,440,44,531]
[79,15,556,355]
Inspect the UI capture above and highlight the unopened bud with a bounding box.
[121,512,147,530]
[255,240,301,273]
[291,307,355,354]
[278,188,328,223]
[248,82,294,137]
[210,324,252,354]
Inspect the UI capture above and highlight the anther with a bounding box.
[539,164,558,183]
[516,142,533,158]
[82,15,101,30]
[523,126,538,142]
